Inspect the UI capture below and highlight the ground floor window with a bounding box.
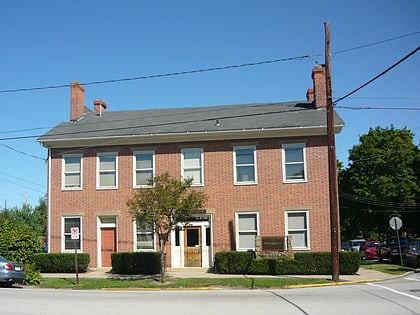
[236,212,259,251]
[63,217,81,251]
[135,220,155,250]
[285,211,309,249]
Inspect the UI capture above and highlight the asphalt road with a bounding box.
[2,274,420,315]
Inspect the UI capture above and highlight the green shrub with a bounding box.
[31,253,90,273]
[111,252,160,274]
[214,251,360,275]
[0,220,42,263]
[23,263,42,285]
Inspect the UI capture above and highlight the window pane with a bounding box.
[65,173,80,187]
[236,149,254,164]
[288,213,306,229]
[184,169,202,183]
[65,156,81,172]
[136,153,153,169]
[100,172,116,187]
[136,170,152,185]
[289,231,307,248]
[239,232,256,249]
[184,151,201,167]
[238,214,257,230]
[65,236,80,250]
[64,218,80,232]
[237,166,255,182]
[285,164,304,180]
[285,148,303,163]
[100,155,116,170]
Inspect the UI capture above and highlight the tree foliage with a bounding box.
[339,126,420,240]
[127,172,207,282]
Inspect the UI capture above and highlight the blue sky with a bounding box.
[0,1,419,208]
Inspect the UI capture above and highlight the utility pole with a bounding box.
[325,21,340,281]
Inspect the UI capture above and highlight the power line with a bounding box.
[0,31,418,95]
[333,46,420,105]
[336,106,420,110]
[0,54,314,94]
[0,143,45,160]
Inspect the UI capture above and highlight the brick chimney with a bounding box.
[70,81,89,121]
[94,99,107,116]
[306,65,327,108]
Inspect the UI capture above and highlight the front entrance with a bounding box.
[184,226,202,267]
[100,227,116,267]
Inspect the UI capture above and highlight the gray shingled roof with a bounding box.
[37,101,344,147]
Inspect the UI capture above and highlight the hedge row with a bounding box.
[214,251,360,275]
[31,253,90,273]
[111,252,160,274]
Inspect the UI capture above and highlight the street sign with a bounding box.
[389,217,402,231]
[71,227,79,240]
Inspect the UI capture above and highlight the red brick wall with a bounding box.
[49,135,331,267]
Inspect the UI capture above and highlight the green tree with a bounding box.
[127,172,207,282]
[0,198,47,237]
[339,126,420,240]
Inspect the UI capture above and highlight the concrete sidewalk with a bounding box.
[41,267,404,283]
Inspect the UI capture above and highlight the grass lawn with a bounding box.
[360,260,413,275]
[37,276,331,290]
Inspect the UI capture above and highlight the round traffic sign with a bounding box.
[389,217,402,230]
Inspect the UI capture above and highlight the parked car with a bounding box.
[405,239,420,268]
[360,240,379,260]
[341,241,349,251]
[377,237,410,264]
[0,255,26,287]
[348,239,365,252]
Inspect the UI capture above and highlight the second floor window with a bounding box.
[283,143,306,182]
[234,146,257,184]
[97,152,118,189]
[134,151,155,187]
[62,154,82,190]
[181,148,203,185]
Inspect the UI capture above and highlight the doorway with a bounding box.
[100,227,116,267]
[184,226,202,267]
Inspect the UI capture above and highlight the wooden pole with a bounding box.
[325,21,340,281]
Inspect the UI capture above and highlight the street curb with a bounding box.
[101,287,223,291]
[286,278,383,289]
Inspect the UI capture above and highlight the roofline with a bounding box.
[37,124,344,148]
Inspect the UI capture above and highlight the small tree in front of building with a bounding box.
[127,172,207,282]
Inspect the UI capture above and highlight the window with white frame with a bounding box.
[97,152,118,188]
[134,150,155,187]
[283,144,306,182]
[135,220,155,250]
[182,148,203,185]
[286,211,309,249]
[63,217,81,251]
[234,146,257,184]
[236,212,259,251]
[62,154,82,190]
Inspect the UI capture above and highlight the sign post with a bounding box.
[70,227,80,285]
[389,217,403,268]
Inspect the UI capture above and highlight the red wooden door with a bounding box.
[101,227,116,267]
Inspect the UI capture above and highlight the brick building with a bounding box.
[37,65,344,269]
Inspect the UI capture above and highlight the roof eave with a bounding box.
[37,124,344,148]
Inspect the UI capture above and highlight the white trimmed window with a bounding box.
[282,143,307,182]
[63,217,82,251]
[62,154,82,190]
[181,148,203,186]
[135,221,155,251]
[97,152,118,189]
[285,211,309,249]
[134,150,155,187]
[234,146,257,184]
[236,212,259,251]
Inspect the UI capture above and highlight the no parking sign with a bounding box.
[71,227,79,240]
